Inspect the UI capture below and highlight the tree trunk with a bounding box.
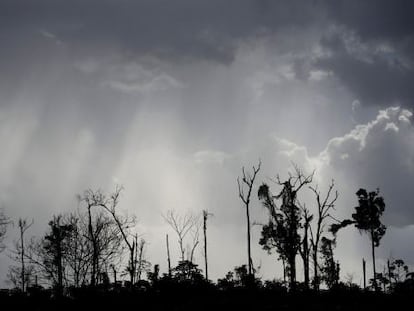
[302,224,310,289]
[313,251,319,290]
[57,241,63,296]
[87,206,97,286]
[371,230,377,289]
[166,234,171,276]
[363,258,366,289]
[289,253,296,291]
[246,203,253,278]
[203,211,208,281]
[20,227,25,293]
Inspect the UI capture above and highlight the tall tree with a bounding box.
[79,189,124,286]
[331,188,386,290]
[95,186,141,285]
[8,218,34,292]
[309,180,338,289]
[237,160,261,280]
[202,210,213,281]
[258,166,313,290]
[299,207,312,289]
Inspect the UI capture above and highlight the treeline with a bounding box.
[0,162,413,303]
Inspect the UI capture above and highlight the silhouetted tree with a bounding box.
[388,258,409,291]
[164,210,200,263]
[217,270,236,290]
[135,238,151,282]
[319,237,340,289]
[8,218,34,292]
[299,207,312,289]
[331,188,386,290]
[147,264,160,285]
[238,160,261,280]
[41,215,73,296]
[172,260,203,283]
[95,185,143,285]
[309,180,339,289]
[202,210,213,281]
[63,211,91,287]
[0,208,10,253]
[79,189,124,286]
[258,166,313,290]
[218,264,261,288]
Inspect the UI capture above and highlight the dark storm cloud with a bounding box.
[0,0,325,64]
[2,0,414,109]
[315,0,414,108]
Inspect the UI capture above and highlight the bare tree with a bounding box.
[93,186,141,285]
[164,210,201,263]
[63,211,91,287]
[135,238,151,282]
[0,208,10,253]
[309,180,338,289]
[78,190,124,286]
[237,160,261,279]
[8,218,34,292]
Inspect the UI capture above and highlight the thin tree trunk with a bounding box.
[313,251,319,290]
[371,230,377,289]
[387,260,391,292]
[203,211,208,281]
[57,241,63,296]
[87,206,97,286]
[363,258,366,289]
[20,227,25,293]
[302,223,310,289]
[166,234,171,276]
[246,203,253,277]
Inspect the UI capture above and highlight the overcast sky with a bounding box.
[1,0,414,287]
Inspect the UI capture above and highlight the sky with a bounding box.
[0,0,414,287]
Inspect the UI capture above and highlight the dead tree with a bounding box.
[78,190,123,286]
[203,210,213,281]
[94,186,140,285]
[309,180,338,289]
[164,210,200,263]
[135,238,150,281]
[0,208,10,253]
[238,160,261,279]
[8,218,34,292]
[64,211,91,287]
[18,219,33,292]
